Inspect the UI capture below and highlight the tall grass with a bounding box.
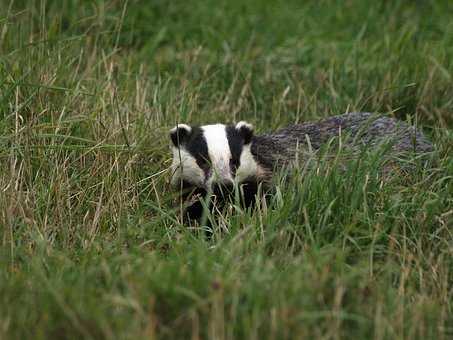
[1,0,452,339]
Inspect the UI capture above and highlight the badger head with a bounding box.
[170,121,258,198]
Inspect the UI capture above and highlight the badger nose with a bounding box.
[212,181,234,198]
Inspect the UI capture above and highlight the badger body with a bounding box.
[251,112,433,176]
[170,112,433,222]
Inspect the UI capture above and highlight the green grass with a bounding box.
[1,0,452,339]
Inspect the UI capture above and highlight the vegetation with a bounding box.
[1,1,452,339]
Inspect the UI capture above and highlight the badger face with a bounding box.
[170,121,258,195]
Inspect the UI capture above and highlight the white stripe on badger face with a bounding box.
[171,147,205,187]
[202,124,233,188]
[235,143,259,183]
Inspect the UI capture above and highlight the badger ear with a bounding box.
[170,124,192,147]
[236,121,254,145]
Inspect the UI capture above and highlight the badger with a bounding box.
[169,112,434,223]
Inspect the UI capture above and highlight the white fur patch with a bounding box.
[170,147,204,187]
[235,144,259,183]
[236,121,253,131]
[202,124,233,187]
[170,124,191,134]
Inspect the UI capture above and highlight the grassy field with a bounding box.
[1,0,452,339]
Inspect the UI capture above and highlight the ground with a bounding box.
[0,1,452,339]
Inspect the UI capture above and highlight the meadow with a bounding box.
[0,0,452,339]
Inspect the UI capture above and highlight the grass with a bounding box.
[0,0,452,339]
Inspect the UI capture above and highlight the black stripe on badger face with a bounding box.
[225,125,243,175]
[184,127,210,175]
[170,124,209,188]
[225,121,255,176]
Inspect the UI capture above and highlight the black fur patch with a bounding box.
[170,125,191,146]
[225,125,243,174]
[239,181,259,208]
[237,124,253,145]
[184,127,210,174]
[183,179,261,234]
[179,180,206,201]
[185,199,205,221]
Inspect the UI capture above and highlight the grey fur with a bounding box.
[251,112,433,177]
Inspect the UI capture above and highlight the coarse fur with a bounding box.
[170,112,434,224]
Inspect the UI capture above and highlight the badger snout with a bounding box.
[210,158,234,198]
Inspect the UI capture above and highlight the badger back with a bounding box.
[250,112,433,172]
